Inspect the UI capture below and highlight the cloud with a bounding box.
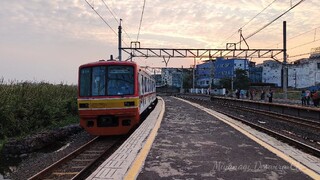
[0,0,319,83]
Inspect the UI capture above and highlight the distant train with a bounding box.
[77,60,156,135]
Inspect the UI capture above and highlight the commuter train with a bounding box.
[77,60,156,136]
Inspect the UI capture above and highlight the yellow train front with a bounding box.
[77,60,156,136]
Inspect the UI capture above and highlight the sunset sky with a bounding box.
[1,0,319,84]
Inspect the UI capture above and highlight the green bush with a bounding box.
[0,80,78,139]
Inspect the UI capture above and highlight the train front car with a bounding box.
[77,60,140,136]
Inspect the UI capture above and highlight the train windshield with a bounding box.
[107,66,134,96]
[79,65,134,97]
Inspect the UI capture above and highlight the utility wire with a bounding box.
[289,52,310,58]
[267,26,320,48]
[243,0,306,41]
[288,27,319,41]
[137,0,146,41]
[219,0,278,47]
[241,0,278,30]
[289,38,320,50]
[278,52,310,61]
[84,0,117,36]
[84,0,130,47]
[101,0,118,24]
[100,0,133,42]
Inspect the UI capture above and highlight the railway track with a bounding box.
[179,94,320,130]
[221,100,320,131]
[177,95,320,158]
[28,136,121,180]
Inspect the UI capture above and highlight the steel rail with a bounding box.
[28,136,120,180]
[222,101,320,131]
[179,94,320,130]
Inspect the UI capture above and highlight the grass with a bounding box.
[0,79,78,141]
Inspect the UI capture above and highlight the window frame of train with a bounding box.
[79,65,135,97]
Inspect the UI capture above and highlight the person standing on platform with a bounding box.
[260,90,265,101]
[301,90,306,106]
[311,90,319,107]
[249,89,254,100]
[305,90,311,105]
[268,89,273,103]
[236,89,240,99]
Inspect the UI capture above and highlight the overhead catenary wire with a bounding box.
[278,52,310,62]
[101,0,118,24]
[243,0,306,42]
[136,0,146,41]
[100,0,133,42]
[241,0,278,30]
[219,0,278,47]
[288,27,319,41]
[267,25,320,48]
[84,0,117,36]
[289,38,320,50]
[84,0,130,47]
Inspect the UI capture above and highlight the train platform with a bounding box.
[88,96,320,179]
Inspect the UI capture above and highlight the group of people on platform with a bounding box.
[234,89,274,103]
[301,90,320,107]
[232,88,320,107]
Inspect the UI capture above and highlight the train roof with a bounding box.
[79,60,138,68]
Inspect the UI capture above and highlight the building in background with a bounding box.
[287,57,320,88]
[259,60,282,87]
[161,68,183,88]
[195,60,215,88]
[257,48,320,88]
[214,57,249,79]
[155,47,320,90]
[214,57,249,80]
[248,62,262,83]
[152,74,163,87]
[194,58,250,88]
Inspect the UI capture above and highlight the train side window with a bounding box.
[144,77,147,93]
[138,74,142,95]
[141,75,144,94]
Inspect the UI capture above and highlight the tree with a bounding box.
[218,69,250,90]
[234,69,250,90]
[219,78,232,89]
[182,69,193,89]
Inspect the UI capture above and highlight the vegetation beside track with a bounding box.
[0,79,78,144]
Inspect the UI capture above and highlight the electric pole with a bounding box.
[283,21,287,99]
[118,19,122,61]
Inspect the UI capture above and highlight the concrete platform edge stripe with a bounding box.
[124,97,165,180]
[175,97,320,179]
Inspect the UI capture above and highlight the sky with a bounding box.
[1,0,319,84]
